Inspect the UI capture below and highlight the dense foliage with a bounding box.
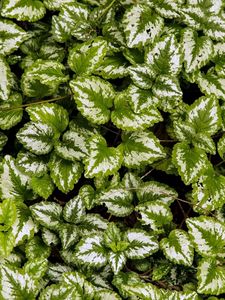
[1,0,225,299]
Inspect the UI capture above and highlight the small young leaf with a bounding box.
[0,231,15,258]
[109,252,127,275]
[25,236,51,260]
[0,56,12,101]
[24,258,48,280]
[59,224,79,249]
[63,195,86,224]
[31,174,54,200]
[0,199,17,232]
[42,228,59,247]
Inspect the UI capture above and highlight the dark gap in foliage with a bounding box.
[181,81,203,105]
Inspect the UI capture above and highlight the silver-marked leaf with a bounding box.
[145,34,182,76]
[137,181,178,205]
[42,228,59,247]
[181,28,214,73]
[122,4,164,48]
[0,264,40,300]
[16,151,48,177]
[79,185,96,210]
[84,134,122,178]
[160,229,194,266]
[97,188,133,217]
[78,214,108,236]
[31,174,54,200]
[0,92,23,130]
[75,235,107,268]
[108,252,127,275]
[47,263,72,283]
[94,290,122,300]
[43,0,74,10]
[24,258,48,280]
[186,216,225,257]
[0,155,32,201]
[49,152,83,193]
[129,64,154,89]
[137,200,173,231]
[68,37,108,75]
[1,0,46,22]
[63,195,86,224]
[0,56,12,101]
[70,76,115,125]
[94,54,129,79]
[30,201,62,231]
[55,123,94,162]
[12,203,38,246]
[121,131,166,168]
[39,41,66,62]
[16,122,58,155]
[59,224,79,249]
[0,132,7,151]
[186,0,223,14]
[26,103,69,134]
[197,258,225,295]
[0,18,28,55]
[149,0,181,18]
[21,59,68,98]
[204,14,225,41]
[172,142,210,185]
[25,236,50,260]
[125,229,159,259]
[112,91,162,131]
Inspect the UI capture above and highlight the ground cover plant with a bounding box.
[1,0,225,299]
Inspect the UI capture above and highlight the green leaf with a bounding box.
[121,131,166,168]
[94,290,122,300]
[108,252,127,275]
[63,195,86,224]
[1,0,46,22]
[172,142,210,185]
[78,184,96,210]
[145,34,182,76]
[0,92,23,130]
[26,103,69,134]
[97,188,133,217]
[129,64,154,89]
[0,55,12,101]
[111,91,162,131]
[104,223,122,249]
[24,258,48,280]
[59,224,79,249]
[43,0,74,10]
[70,76,115,125]
[160,229,194,266]
[16,151,48,177]
[137,200,173,231]
[218,134,225,159]
[31,174,54,200]
[0,231,15,258]
[78,214,108,236]
[68,37,108,75]
[49,152,83,193]
[0,132,7,151]
[84,134,123,178]
[75,235,107,268]
[125,229,159,259]
[122,4,164,48]
[0,18,28,56]
[0,199,17,231]
[16,122,59,155]
[42,228,59,247]
[197,258,225,295]
[0,155,32,202]
[181,28,214,74]
[137,181,178,205]
[186,216,225,257]
[38,41,66,62]
[30,201,62,231]
[25,236,51,260]
[21,59,68,98]
[118,281,163,299]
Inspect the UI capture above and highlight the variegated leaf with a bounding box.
[149,0,181,19]
[145,34,182,76]
[125,229,159,259]
[84,134,122,178]
[203,14,225,41]
[21,59,68,98]
[186,0,223,14]
[186,216,225,257]
[43,0,74,10]
[97,188,133,217]
[68,37,107,75]
[31,174,54,200]
[49,152,83,193]
[25,236,50,260]
[0,92,23,130]
[129,64,154,89]
[121,131,166,168]
[24,258,48,280]
[39,41,66,62]
[160,229,194,266]
[16,122,59,155]
[75,235,107,268]
[59,224,79,249]
[0,132,7,151]
[47,263,72,283]
[70,76,115,125]
[0,18,28,55]
[94,290,122,300]
[137,181,178,205]
[111,91,162,131]
[0,56,12,101]
[16,151,48,177]
[78,185,96,210]
[137,200,173,231]
[172,142,210,185]
[0,155,32,201]
[78,214,108,236]
[63,195,86,224]
[197,258,225,295]
[122,4,164,48]
[1,0,46,22]
[42,228,59,247]
[218,134,225,159]
[108,252,127,275]
[181,28,214,73]
[0,199,17,232]
[12,203,38,246]
[0,231,15,257]
[30,201,63,231]
[26,103,69,134]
